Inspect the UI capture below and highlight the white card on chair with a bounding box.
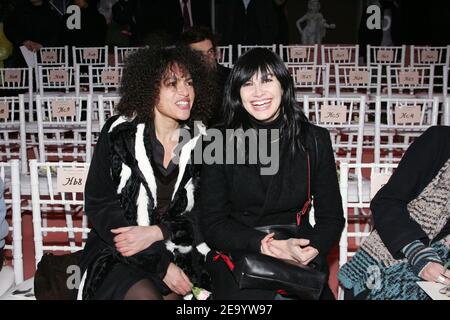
[377,50,394,62]
[320,104,347,123]
[83,48,99,60]
[417,282,450,300]
[49,70,68,83]
[57,168,88,193]
[332,49,349,61]
[399,71,419,85]
[394,105,421,124]
[4,70,21,83]
[349,70,369,84]
[370,172,392,199]
[101,70,119,84]
[0,101,9,120]
[290,47,307,59]
[51,100,76,118]
[296,69,317,83]
[42,51,57,63]
[420,50,439,63]
[19,46,36,68]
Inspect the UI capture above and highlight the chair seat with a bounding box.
[347,175,371,203]
[0,277,35,300]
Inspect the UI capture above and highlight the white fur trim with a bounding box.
[135,124,157,208]
[76,270,88,300]
[184,178,195,212]
[117,163,132,194]
[136,184,150,226]
[171,121,206,200]
[165,240,193,254]
[196,242,211,257]
[108,115,128,133]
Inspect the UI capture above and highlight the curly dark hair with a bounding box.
[116,45,217,125]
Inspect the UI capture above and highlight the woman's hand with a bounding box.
[111,225,164,257]
[419,262,450,285]
[261,235,319,265]
[163,262,193,296]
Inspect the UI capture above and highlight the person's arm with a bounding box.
[199,163,266,253]
[371,126,446,258]
[308,127,345,257]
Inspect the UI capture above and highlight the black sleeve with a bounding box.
[371,126,447,258]
[3,10,26,46]
[308,127,345,257]
[84,120,133,247]
[199,163,266,253]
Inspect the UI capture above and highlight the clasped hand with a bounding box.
[260,233,319,265]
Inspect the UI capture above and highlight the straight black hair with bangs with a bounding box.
[223,48,310,155]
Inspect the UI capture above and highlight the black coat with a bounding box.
[198,123,345,299]
[371,126,450,259]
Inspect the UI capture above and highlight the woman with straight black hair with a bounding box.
[198,48,345,299]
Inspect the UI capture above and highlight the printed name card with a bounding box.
[290,47,307,59]
[377,50,394,62]
[42,51,57,63]
[332,49,349,61]
[49,69,68,82]
[399,71,419,85]
[349,70,369,84]
[83,48,99,60]
[296,69,317,83]
[5,70,21,83]
[101,70,119,84]
[421,50,438,63]
[394,105,421,124]
[320,104,347,123]
[0,101,9,120]
[52,100,76,117]
[370,172,392,199]
[57,168,87,193]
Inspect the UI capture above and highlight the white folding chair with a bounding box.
[279,44,318,65]
[0,96,27,173]
[288,64,329,99]
[216,45,233,68]
[29,160,90,269]
[72,46,108,89]
[114,46,142,67]
[237,44,277,58]
[34,46,69,68]
[303,96,366,165]
[88,66,122,95]
[374,96,440,164]
[386,65,434,98]
[367,45,406,87]
[37,66,79,96]
[97,95,120,132]
[334,65,382,99]
[36,95,93,163]
[338,162,398,300]
[320,45,359,66]
[0,160,23,285]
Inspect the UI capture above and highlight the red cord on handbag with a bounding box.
[297,153,312,226]
[213,252,235,271]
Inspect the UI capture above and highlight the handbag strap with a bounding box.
[297,152,312,226]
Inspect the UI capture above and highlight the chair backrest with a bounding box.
[366,45,406,67]
[338,161,398,299]
[288,64,329,97]
[374,96,440,163]
[36,95,93,163]
[410,45,449,67]
[29,160,90,268]
[0,67,33,94]
[0,95,27,172]
[97,95,120,131]
[237,44,277,58]
[216,45,233,68]
[279,44,318,65]
[88,66,122,95]
[303,96,366,165]
[34,46,69,68]
[37,66,79,96]
[114,46,142,67]
[0,160,23,284]
[335,65,382,97]
[320,45,359,66]
[386,65,434,98]
[72,46,108,67]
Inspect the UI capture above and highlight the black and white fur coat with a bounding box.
[77,115,211,299]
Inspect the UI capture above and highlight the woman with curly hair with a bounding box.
[76,45,215,300]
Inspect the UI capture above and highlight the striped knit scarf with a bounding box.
[339,158,450,299]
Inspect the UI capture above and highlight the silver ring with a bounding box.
[436,274,447,284]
